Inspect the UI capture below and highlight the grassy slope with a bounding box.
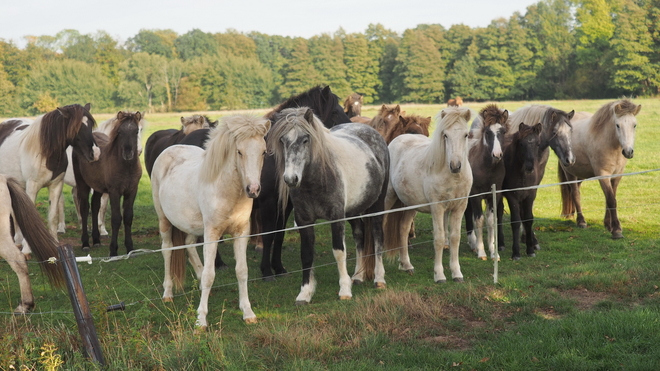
[1,99,659,370]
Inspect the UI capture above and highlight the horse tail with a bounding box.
[361,218,375,281]
[170,226,187,291]
[558,161,575,218]
[384,199,407,260]
[6,178,64,288]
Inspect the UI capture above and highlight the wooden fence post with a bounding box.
[57,244,105,365]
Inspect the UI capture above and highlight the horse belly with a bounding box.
[0,135,26,182]
[159,185,205,235]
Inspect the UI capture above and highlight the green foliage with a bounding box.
[278,38,320,100]
[392,29,445,103]
[127,29,178,58]
[309,34,351,100]
[175,29,218,61]
[118,52,168,112]
[0,66,16,116]
[343,33,380,103]
[21,59,114,114]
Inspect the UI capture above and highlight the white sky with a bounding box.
[2,0,540,47]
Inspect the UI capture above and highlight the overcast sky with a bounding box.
[3,0,540,46]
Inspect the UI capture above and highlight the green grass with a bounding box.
[1,98,659,370]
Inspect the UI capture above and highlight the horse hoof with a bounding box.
[339,295,352,301]
[295,300,309,306]
[406,269,415,275]
[527,253,536,258]
[611,231,624,239]
[512,256,521,261]
[479,256,487,261]
[374,282,386,289]
[435,279,447,284]
[577,223,587,228]
[162,297,173,303]
[352,279,363,286]
[82,246,90,252]
[453,277,464,283]
[244,317,258,324]
[443,245,449,250]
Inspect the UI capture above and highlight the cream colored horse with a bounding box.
[151,114,270,328]
[559,99,641,239]
[383,107,473,283]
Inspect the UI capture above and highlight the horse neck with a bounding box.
[23,116,64,159]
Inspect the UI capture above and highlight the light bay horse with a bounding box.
[558,99,641,239]
[383,107,473,283]
[0,175,64,313]
[151,114,271,328]
[267,107,390,304]
[0,104,100,256]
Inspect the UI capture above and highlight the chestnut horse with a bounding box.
[343,92,363,118]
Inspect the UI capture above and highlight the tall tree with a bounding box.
[392,29,445,103]
[94,31,125,86]
[249,32,295,103]
[343,33,380,103]
[365,23,399,103]
[175,29,218,61]
[447,41,484,100]
[278,38,320,99]
[118,52,168,112]
[127,29,178,58]
[0,65,17,116]
[308,34,351,99]
[215,30,257,59]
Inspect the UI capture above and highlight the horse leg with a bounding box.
[431,205,448,283]
[271,203,293,276]
[497,197,506,252]
[468,198,487,260]
[76,183,92,251]
[232,225,257,324]
[159,219,176,301]
[368,204,387,289]
[196,227,221,330]
[572,181,587,228]
[295,224,317,305]
[521,196,537,257]
[448,208,465,282]
[90,191,102,248]
[108,193,122,256]
[98,192,110,236]
[606,176,623,239]
[249,208,263,252]
[3,240,35,313]
[72,186,82,228]
[397,210,417,273]
[184,234,204,279]
[349,218,365,285]
[465,198,476,250]
[258,197,283,280]
[330,221,352,300]
[508,197,523,260]
[57,190,66,234]
[46,181,64,239]
[122,191,137,254]
[485,198,499,260]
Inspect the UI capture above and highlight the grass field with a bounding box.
[1,98,659,370]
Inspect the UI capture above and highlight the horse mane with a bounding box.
[471,104,509,141]
[23,104,95,161]
[199,114,270,183]
[507,105,551,135]
[424,107,470,169]
[589,99,639,133]
[266,86,340,125]
[266,107,335,212]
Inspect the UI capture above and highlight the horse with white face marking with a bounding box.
[151,114,270,328]
[343,92,363,118]
[0,175,64,313]
[465,104,509,260]
[267,107,389,304]
[383,107,473,283]
[59,113,147,236]
[0,104,99,256]
[558,99,641,239]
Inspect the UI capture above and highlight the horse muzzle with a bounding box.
[246,184,261,198]
[284,174,301,188]
[622,148,634,159]
[450,161,462,174]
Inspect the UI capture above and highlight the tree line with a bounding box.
[1,0,658,117]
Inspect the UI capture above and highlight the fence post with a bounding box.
[57,244,105,365]
[492,184,499,284]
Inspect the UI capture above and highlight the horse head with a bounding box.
[56,103,100,163]
[439,107,471,174]
[479,104,509,163]
[547,109,576,167]
[343,93,363,118]
[613,100,641,159]
[320,86,351,127]
[114,111,142,161]
[181,114,214,135]
[517,122,543,174]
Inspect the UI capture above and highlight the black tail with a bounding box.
[6,178,64,288]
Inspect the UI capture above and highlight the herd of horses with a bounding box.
[0,86,642,327]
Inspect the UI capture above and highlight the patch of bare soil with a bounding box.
[555,288,611,311]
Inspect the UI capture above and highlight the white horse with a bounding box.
[151,114,270,329]
[559,99,641,239]
[0,175,64,313]
[59,113,146,235]
[0,104,100,256]
[383,107,473,283]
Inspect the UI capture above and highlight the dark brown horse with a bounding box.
[144,115,218,177]
[343,92,363,118]
[464,104,509,260]
[73,111,143,256]
[499,122,543,260]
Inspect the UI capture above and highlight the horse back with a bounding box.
[145,129,186,176]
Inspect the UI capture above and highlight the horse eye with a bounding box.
[262,151,266,157]
[464,134,468,139]
[616,124,620,129]
[237,150,243,156]
[634,124,637,128]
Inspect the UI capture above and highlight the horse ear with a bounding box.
[135,111,142,122]
[614,103,622,115]
[518,122,526,132]
[634,104,642,116]
[84,103,91,112]
[399,115,407,127]
[180,117,186,124]
[461,109,471,122]
[468,132,474,139]
[394,105,401,114]
[567,110,575,120]
[441,110,447,119]
[57,107,69,118]
[502,110,509,123]
[534,122,543,134]
[117,111,124,120]
[304,108,315,124]
[264,119,272,132]
[321,85,330,95]
[381,104,387,111]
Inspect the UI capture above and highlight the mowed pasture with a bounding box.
[1,98,659,370]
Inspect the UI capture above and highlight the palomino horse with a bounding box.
[499,123,543,259]
[144,115,217,176]
[73,111,143,256]
[0,104,99,256]
[383,107,473,283]
[558,99,641,239]
[497,105,576,254]
[254,85,352,280]
[0,175,64,313]
[59,113,147,236]
[267,107,389,304]
[343,92,363,118]
[151,114,270,328]
[465,104,509,260]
